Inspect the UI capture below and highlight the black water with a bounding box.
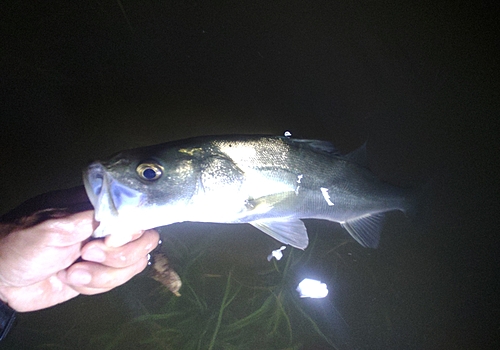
[1,1,497,349]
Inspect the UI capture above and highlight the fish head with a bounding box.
[83,147,199,237]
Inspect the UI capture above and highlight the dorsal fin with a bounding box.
[284,137,342,156]
[345,142,368,167]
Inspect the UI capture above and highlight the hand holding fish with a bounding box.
[0,211,159,312]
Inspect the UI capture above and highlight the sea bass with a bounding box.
[83,135,414,249]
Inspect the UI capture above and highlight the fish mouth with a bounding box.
[83,162,144,236]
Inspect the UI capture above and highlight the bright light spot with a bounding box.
[295,174,304,195]
[284,131,292,137]
[320,187,334,206]
[219,143,256,162]
[296,278,329,298]
[267,246,286,261]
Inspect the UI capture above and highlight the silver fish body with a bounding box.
[83,135,413,249]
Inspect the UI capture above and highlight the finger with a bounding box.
[35,210,96,247]
[2,211,95,257]
[104,227,147,248]
[104,231,135,248]
[58,256,150,293]
[81,229,159,268]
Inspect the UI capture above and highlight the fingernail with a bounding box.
[82,246,106,263]
[70,269,92,286]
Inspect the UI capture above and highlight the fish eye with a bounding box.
[136,162,163,181]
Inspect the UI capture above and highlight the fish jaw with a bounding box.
[83,162,145,237]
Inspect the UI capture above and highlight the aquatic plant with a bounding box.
[92,231,346,350]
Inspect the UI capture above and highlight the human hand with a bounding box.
[0,210,159,312]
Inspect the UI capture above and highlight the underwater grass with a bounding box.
[31,226,396,350]
[86,231,352,350]
[21,225,392,350]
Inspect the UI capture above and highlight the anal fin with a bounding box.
[340,213,385,248]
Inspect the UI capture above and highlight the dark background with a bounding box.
[1,1,498,349]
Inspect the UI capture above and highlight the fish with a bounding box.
[83,135,415,249]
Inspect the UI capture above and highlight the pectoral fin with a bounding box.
[250,219,309,250]
[340,213,384,248]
